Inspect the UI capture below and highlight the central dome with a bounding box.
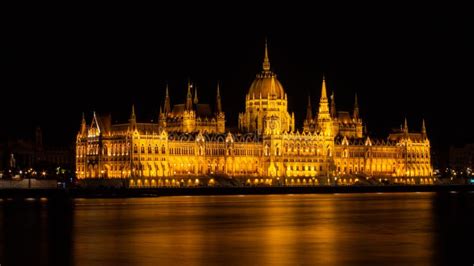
[247,40,286,99]
[248,72,285,99]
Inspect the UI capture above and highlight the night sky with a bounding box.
[4,4,473,152]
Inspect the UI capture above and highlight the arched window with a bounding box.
[141,145,145,153]
[161,145,166,154]
[155,145,159,154]
[134,144,138,154]
[148,145,152,154]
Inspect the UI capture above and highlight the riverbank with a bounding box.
[0,184,473,199]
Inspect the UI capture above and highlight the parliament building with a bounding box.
[76,42,434,187]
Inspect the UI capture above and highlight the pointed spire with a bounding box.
[186,80,193,110]
[91,111,101,134]
[262,38,270,71]
[80,112,87,135]
[321,75,328,100]
[330,91,336,118]
[317,74,330,120]
[421,119,426,135]
[164,83,171,114]
[353,93,359,120]
[403,117,409,133]
[131,104,136,120]
[193,86,199,104]
[187,80,192,96]
[216,82,222,113]
[129,105,137,130]
[306,95,313,121]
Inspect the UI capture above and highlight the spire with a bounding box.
[306,95,313,121]
[321,75,328,100]
[353,93,359,120]
[131,104,136,120]
[403,118,409,133]
[421,119,426,135]
[129,105,137,128]
[164,84,171,113]
[216,82,222,113]
[318,75,330,119]
[80,112,87,135]
[330,91,336,118]
[91,111,101,134]
[186,80,193,110]
[193,86,199,104]
[262,38,270,71]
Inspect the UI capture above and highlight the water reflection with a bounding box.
[1,193,473,265]
[0,198,74,265]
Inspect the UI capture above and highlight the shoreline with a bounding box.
[0,185,473,199]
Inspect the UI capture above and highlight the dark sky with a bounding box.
[3,4,473,151]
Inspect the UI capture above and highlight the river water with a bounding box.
[1,192,473,265]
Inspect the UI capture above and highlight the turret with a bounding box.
[306,95,313,121]
[164,84,171,114]
[353,93,359,120]
[403,118,409,134]
[421,119,427,138]
[216,82,222,113]
[186,81,193,110]
[193,85,199,104]
[129,105,137,130]
[330,92,336,118]
[80,112,87,136]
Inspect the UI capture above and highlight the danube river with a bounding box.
[1,192,473,265]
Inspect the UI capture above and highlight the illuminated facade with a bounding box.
[76,42,433,186]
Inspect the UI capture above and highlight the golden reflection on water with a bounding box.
[72,193,436,265]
